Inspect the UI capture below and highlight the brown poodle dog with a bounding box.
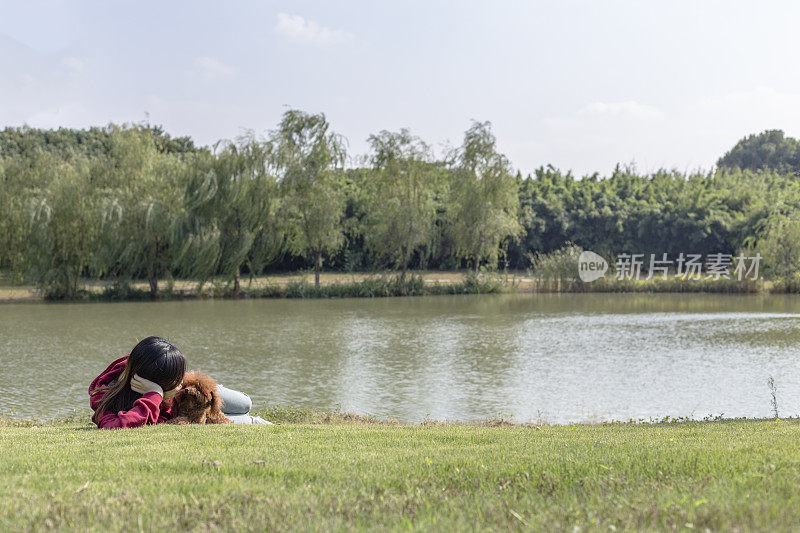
[167,370,232,425]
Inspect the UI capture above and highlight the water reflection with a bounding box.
[2,293,800,422]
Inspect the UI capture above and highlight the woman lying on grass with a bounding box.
[89,336,268,428]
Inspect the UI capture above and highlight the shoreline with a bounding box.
[0,414,786,429]
[0,404,784,427]
[0,270,781,304]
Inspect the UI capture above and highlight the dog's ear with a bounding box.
[209,382,223,412]
[202,388,213,404]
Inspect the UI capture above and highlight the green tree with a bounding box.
[446,121,522,272]
[98,128,188,298]
[0,124,201,159]
[756,213,800,280]
[181,136,282,294]
[25,156,100,299]
[361,129,439,278]
[718,130,800,174]
[268,110,346,287]
[0,157,27,279]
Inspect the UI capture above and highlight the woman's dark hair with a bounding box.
[93,336,186,423]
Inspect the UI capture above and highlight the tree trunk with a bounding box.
[233,266,241,296]
[314,251,321,288]
[148,276,158,300]
[474,255,481,274]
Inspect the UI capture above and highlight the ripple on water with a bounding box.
[2,294,800,423]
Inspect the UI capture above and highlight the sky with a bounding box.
[1,0,800,176]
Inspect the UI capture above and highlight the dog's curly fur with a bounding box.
[167,370,232,425]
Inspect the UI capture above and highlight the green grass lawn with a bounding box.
[1,418,799,531]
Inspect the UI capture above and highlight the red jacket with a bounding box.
[88,355,174,429]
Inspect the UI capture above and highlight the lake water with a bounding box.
[3,293,800,424]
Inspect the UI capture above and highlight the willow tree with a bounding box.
[0,157,26,279]
[235,135,285,286]
[446,121,522,272]
[25,155,100,299]
[180,136,282,294]
[268,110,346,287]
[361,129,439,279]
[99,127,188,298]
[169,157,220,292]
[755,212,800,280]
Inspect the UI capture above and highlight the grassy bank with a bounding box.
[0,269,784,303]
[0,270,512,302]
[2,416,800,531]
[536,276,766,294]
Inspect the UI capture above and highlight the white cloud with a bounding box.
[194,56,237,80]
[275,13,354,45]
[534,99,674,176]
[691,86,800,151]
[60,56,85,75]
[700,86,800,117]
[26,103,86,129]
[17,72,35,85]
[534,88,800,176]
[579,100,662,119]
